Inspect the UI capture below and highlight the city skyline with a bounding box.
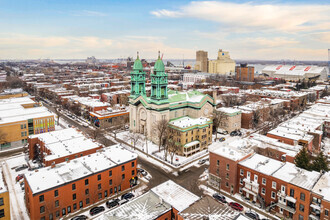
[0,0,329,60]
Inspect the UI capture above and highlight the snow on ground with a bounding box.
[199,184,274,220]
[2,153,30,220]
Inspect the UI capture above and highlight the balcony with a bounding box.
[277,202,296,214]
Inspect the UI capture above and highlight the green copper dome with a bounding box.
[154,52,165,72]
[133,52,143,71]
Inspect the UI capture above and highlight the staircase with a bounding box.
[257,194,266,209]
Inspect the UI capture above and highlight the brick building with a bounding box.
[28,128,103,167]
[311,172,330,220]
[235,64,254,82]
[24,145,138,220]
[217,107,241,133]
[168,116,213,157]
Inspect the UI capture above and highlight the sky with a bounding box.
[0,0,329,60]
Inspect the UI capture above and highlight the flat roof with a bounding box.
[312,172,330,202]
[25,145,137,195]
[169,116,211,129]
[267,126,314,142]
[95,191,172,220]
[273,163,320,190]
[151,180,200,212]
[239,154,284,176]
[210,139,253,161]
[0,168,8,194]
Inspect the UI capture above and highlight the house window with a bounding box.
[55,200,59,207]
[226,182,229,187]
[85,189,89,195]
[67,206,71,214]
[300,193,305,201]
[281,185,286,193]
[110,188,113,194]
[261,188,266,195]
[39,195,44,202]
[54,190,58,197]
[132,170,135,176]
[97,174,101,181]
[289,189,294,197]
[79,201,83,208]
[299,204,304,212]
[62,208,66,216]
[104,190,108,197]
[262,178,266,185]
[226,164,229,170]
[298,215,303,220]
[40,206,45,213]
[122,165,125,171]
[217,160,219,166]
[254,174,258,182]
[98,193,102,199]
[271,191,276,199]
[98,184,102,190]
[240,178,243,185]
[240,169,244,176]
[73,203,77,210]
[0,209,4,218]
[122,174,125,180]
[85,179,89,185]
[86,198,90,204]
[131,162,135,167]
[72,184,76,190]
[325,209,329,216]
[72,194,76,200]
[272,181,276,189]
[56,211,60,217]
[109,170,112,177]
[109,179,112,185]
[226,173,229,179]
[49,213,53,220]
[247,171,251,179]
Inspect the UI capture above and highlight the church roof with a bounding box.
[168,90,206,104]
[133,56,143,71]
[154,57,165,72]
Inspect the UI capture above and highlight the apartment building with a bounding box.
[311,172,330,220]
[235,64,254,82]
[0,97,55,149]
[217,107,241,133]
[168,116,213,157]
[0,168,10,220]
[24,145,138,220]
[28,128,103,167]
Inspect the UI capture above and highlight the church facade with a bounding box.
[129,53,215,143]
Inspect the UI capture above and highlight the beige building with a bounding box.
[168,116,213,157]
[195,50,208,72]
[208,49,235,75]
[217,107,241,133]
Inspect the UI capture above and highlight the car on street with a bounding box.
[219,137,226,142]
[15,164,28,172]
[121,192,134,200]
[212,193,227,203]
[89,206,105,216]
[118,199,129,206]
[217,129,228,135]
[198,159,206,165]
[71,215,88,220]
[106,199,119,209]
[245,211,260,219]
[16,174,24,182]
[229,202,244,211]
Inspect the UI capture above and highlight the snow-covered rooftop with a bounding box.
[0,168,8,194]
[239,154,284,176]
[151,180,200,212]
[312,172,330,202]
[169,116,211,129]
[273,163,321,190]
[25,145,137,194]
[267,126,313,142]
[217,107,241,115]
[209,139,253,161]
[95,191,172,220]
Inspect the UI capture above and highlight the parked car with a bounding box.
[89,206,105,216]
[141,170,148,176]
[106,199,119,209]
[121,192,134,200]
[118,199,129,206]
[219,137,226,142]
[217,129,228,135]
[198,159,206,165]
[212,193,227,203]
[137,168,144,173]
[16,174,24,182]
[15,164,28,172]
[71,215,88,220]
[229,202,244,211]
[245,211,260,220]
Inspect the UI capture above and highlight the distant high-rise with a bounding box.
[328,49,330,75]
[236,63,254,82]
[195,50,208,72]
[208,49,235,75]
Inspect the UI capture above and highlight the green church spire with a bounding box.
[151,51,168,101]
[130,52,146,98]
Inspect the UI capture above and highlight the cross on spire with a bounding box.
[137,51,139,59]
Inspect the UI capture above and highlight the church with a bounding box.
[129,52,215,144]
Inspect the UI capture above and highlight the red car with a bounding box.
[229,202,244,211]
[16,174,24,182]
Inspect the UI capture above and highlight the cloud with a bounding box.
[151,1,330,33]
[0,34,193,59]
[309,31,330,43]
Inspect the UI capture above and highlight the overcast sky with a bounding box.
[0,0,329,60]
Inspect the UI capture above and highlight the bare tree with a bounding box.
[125,132,141,150]
[153,119,169,152]
[119,94,129,106]
[212,110,228,140]
[252,109,261,129]
[167,138,181,164]
[89,128,100,140]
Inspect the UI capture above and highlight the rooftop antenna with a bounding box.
[158,51,160,59]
